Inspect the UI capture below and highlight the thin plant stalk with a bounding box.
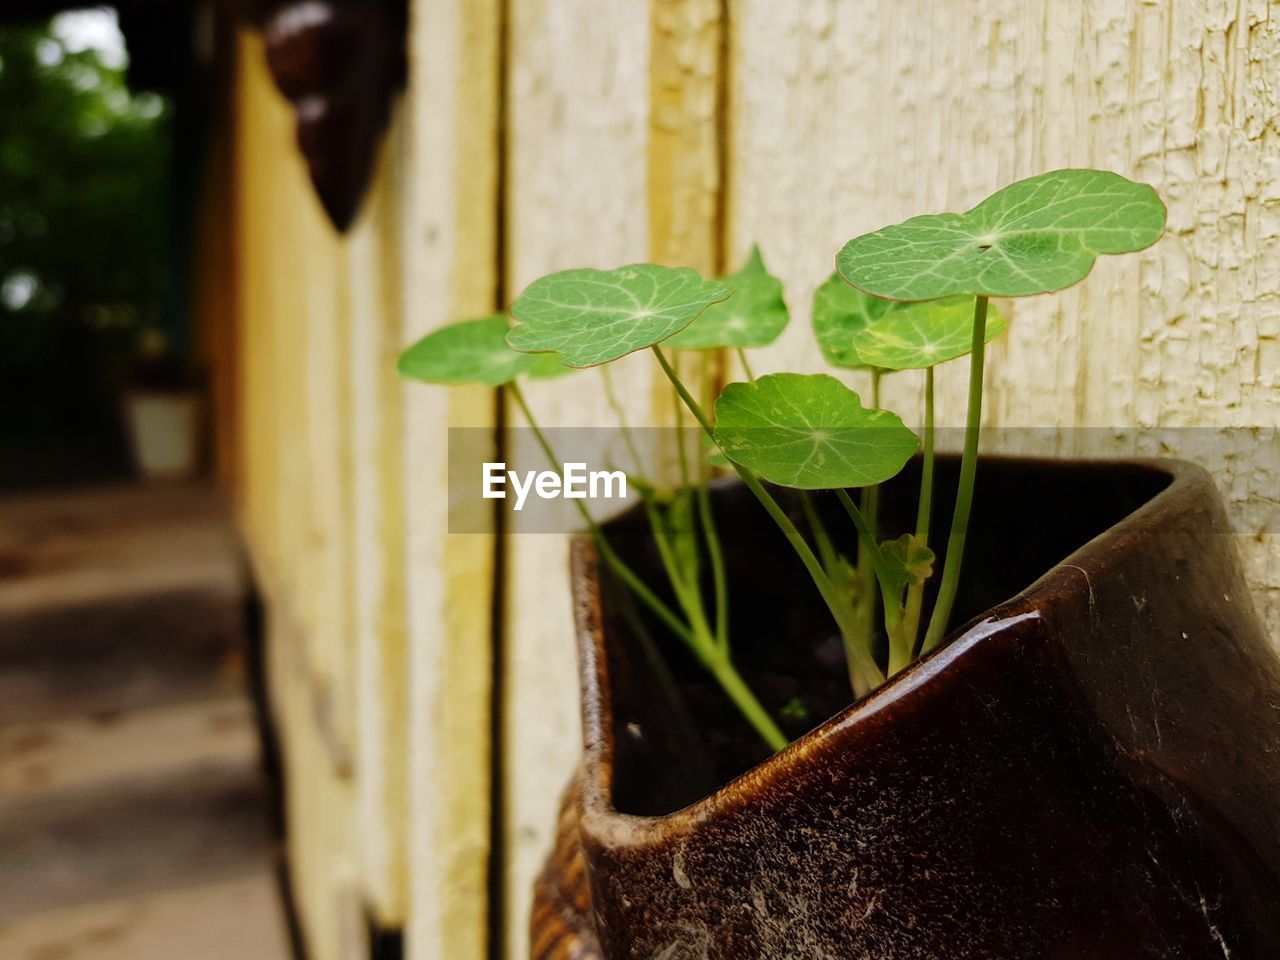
[509,381,787,751]
[666,370,716,643]
[922,296,989,653]
[835,488,908,673]
[738,350,851,661]
[653,346,885,692]
[643,497,715,645]
[697,351,730,651]
[904,365,935,655]
[606,362,717,655]
[800,492,868,695]
[853,369,883,666]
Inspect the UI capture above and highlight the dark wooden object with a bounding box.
[259,0,407,232]
[535,458,1280,959]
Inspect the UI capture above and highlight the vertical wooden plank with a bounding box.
[346,124,411,927]
[502,3,730,956]
[727,0,1280,634]
[401,0,503,957]
[502,2,654,955]
[649,0,724,275]
[233,30,363,960]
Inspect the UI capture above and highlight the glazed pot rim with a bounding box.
[572,454,1214,847]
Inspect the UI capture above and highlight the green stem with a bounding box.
[836,488,908,672]
[642,495,715,654]
[853,369,883,668]
[799,492,865,693]
[707,652,788,751]
[511,380,784,749]
[799,492,840,577]
[735,346,756,382]
[904,366,935,656]
[922,295,989,653]
[509,383,693,645]
[653,347,885,691]
[697,352,730,651]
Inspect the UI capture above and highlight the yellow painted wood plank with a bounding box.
[400,0,504,958]
[347,124,412,926]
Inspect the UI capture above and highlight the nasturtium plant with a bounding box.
[838,167,1165,658]
[397,314,535,386]
[665,246,789,350]
[713,373,918,489]
[851,296,1006,370]
[507,264,730,367]
[398,168,1168,757]
[837,169,1167,300]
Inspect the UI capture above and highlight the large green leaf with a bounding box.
[665,245,789,350]
[837,169,1166,300]
[811,272,894,369]
[507,264,730,367]
[851,296,1006,370]
[713,373,918,489]
[398,315,535,386]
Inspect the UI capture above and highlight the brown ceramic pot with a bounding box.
[532,456,1280,959]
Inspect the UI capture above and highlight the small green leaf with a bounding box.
[837,169,1166,300]
[525,351,576,380]
[665,245,789,350]
[880,534,935,592]
[780,698,811,723]
[398,315,535,387]
[851,297,1007,370]
[507,264,730,367]
[713,373,918,490]
[811,272,894,369]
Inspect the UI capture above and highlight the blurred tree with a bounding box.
[0,11,172,462]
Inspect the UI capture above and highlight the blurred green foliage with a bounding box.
[0,12,172,445]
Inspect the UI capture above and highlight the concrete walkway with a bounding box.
[0,483,292,960]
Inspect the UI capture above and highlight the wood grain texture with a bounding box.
[728,0,1280,639]
[503,1,652,955]
[401,0,502,956]
[234,32,360,960]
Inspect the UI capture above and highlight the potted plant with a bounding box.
[121,328,204,481]
[400,170,1280,958]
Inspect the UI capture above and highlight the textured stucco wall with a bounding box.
[730,0,1279,639]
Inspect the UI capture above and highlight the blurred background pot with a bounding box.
[534,457,1280,959]
[121,330,204,482]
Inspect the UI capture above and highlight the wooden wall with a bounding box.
[222,3,1280,959]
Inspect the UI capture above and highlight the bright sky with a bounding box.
[50,6,127,69]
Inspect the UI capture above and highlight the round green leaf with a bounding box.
[811,272,894,369]
[507,264,730,367]
[665,245,789,350]
[837,169,1167,300]
[713,373,919,490]
[851,296,1006,370]
[398,315,535,387]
